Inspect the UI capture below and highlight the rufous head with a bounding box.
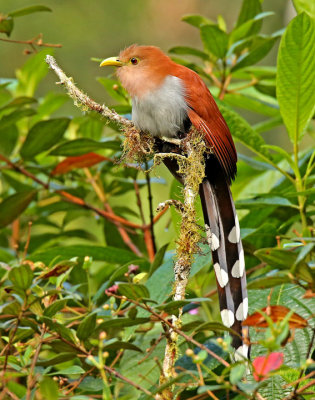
[100,45,173,97]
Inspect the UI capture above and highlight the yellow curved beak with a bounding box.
[100,57,123,67]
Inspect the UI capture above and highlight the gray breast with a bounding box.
[132,75,188,138]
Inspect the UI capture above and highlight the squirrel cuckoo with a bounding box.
[100,45,249,360]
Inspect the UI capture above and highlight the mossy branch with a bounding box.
[45,55,206,398]
[156,130,206,394]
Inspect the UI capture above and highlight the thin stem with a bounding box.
[226,78,258,94]
[145,163,157,254]
[0,36,62,48]
[134,179,155,260]
[84,168,142,257]
[293,142,308,235]
[26,325,47,400]
[0,298,27,388]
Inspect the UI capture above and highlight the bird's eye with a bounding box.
[130,57,138,65]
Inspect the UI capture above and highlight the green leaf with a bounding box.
[230,364,246,384]
[39,377,58,400]
[248,275,291,289]
[30,93,68,126]
[149,243,168,276]
[77,313,97,341]
[16,49,53,97]
[102,340,143,353]
[50,138,120,156]
[20,118,70,159]
[9,264,33,291]
[230,12,274,44]
[201,25,229,58]
[118,282,150,300]
[169,46,209,60]
[195,321,236,335]
[253,116,283,133]
[78,377,103,392]
[236,0,262,28]
[223,93,280,117]
[262,145,297,172]
[0,108,36,130]
[232,37,277,72]
[9,5,52,17]
[0,190,37,228]
[293,0,315,19]
[217,101,273,162]
[254,248,297,270]
[29,245,136,265]
[44,299,67,318]
[98,317,150,329]
[0,16,14,37]
[48,366,85,375]
[0,96,37,111]
[41,318,76,343]
[236,196,295,208]
[255,81,276,98]
[0,124,19,156]
[156,298,211,314]
[181,14,212,28]
[277,13,315,144]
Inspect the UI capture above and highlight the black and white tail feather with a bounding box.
[200,158,249,360]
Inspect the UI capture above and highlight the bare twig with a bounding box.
[0,34,62,49]
[26,324,47,400]
[145,162,157,253]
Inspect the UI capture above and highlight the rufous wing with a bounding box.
[174,65,237,182]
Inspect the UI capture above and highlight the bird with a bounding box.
[100,45,249,360]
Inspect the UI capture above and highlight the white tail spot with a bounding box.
[205,225,220,251]
[231,249,245,278]
[228,215,240,243]
[211,233,220,251]
[236,297,248,321]
[214,263,228,288]
[221,309,235,328]
[234,344,249,361]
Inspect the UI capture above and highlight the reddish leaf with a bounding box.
[39,261,76,279]
[51,152,108,175]
[253,352,284,381]
[242,305,308,328]
[303,290,315,299]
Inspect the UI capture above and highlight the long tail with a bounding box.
[200,157,249,360]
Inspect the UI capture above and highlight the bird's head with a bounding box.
[100,45,173,97]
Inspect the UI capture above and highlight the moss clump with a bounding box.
[122,127,155,163]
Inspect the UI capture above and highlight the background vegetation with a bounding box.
[0,0,314,399]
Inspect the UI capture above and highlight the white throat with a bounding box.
[131,75,187,138]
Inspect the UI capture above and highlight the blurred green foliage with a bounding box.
[0,1,314,399]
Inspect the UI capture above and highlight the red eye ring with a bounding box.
[130,57,138,65]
